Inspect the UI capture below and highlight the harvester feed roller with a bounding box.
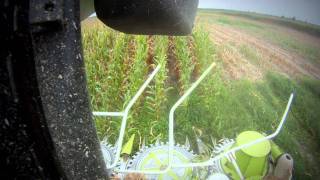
[127,142,195,179]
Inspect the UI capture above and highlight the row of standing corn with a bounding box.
[82,19,216,148]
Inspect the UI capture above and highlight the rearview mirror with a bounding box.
[94,0,199,35]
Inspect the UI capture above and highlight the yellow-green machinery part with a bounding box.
[270,141,284,161]
[221,131,271,180]
[121,134,135,155]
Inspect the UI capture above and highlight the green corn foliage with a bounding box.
[173,36,198,144]
[82,24,118,139]
[83,24,111,111]
[191,27,226,139]
[124,35,149,147]
[153,36,169,120]
[106,32,130,111]
[174,36,195,93]
[82,17,320,178]
[193,26,214,70]
[142,36,170,143]
[174,28,218,146]
[123,35,148,105]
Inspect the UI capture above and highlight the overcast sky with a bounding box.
[199,0,320,25]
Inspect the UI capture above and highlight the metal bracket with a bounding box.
[29,0,64,33]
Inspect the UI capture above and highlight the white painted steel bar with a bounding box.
[229,154,244,180]
[93,112,124,117]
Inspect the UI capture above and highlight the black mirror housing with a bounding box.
[94,0,199,35]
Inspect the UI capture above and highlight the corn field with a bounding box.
[82,16,320,178]
[81,19,222,151]
[81,18,294,150]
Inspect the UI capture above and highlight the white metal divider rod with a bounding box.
[92,112,124,117]
[229,154,244,180]
[109,65,161,169]
[119,62,216,174]
[173,93,294,168]
[168,62,216,167]
[124,65,161,114]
